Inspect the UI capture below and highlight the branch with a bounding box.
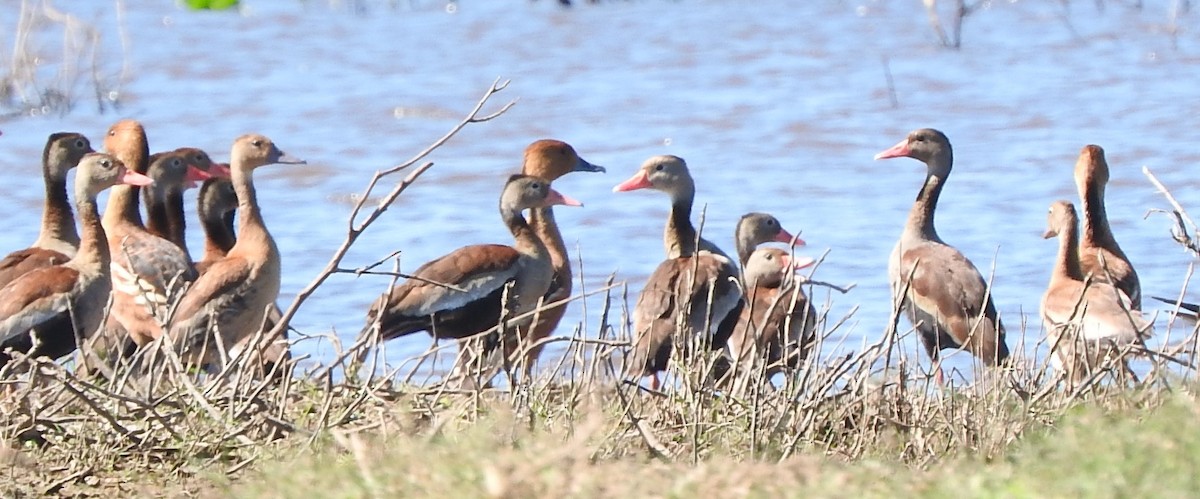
[266,79,516,341]
[1144,166,1200,258]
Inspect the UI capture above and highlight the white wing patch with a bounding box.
[110,262,171,308]
[412,269,517,317]
[0,293,72,345]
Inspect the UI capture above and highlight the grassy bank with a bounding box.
[224,383,1200,498]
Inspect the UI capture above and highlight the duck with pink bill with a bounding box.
[615,155,743,390]
[142,148,220,258]
[724,245,819,386]
[874,128,1010,385]
[0,153,152,369]
[734,212,805,269]
[361,174,583,363]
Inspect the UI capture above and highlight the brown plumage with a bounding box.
[726,248,818,379]
[0,153,152,368]
[101,120,197,348]
[168,134,304,371]
[723,213,815,382]
[874,129,1009,383]
[195,176,238,277]
[1074,145,1141,310]
[1041,200,1152,383]
[0,133,94,290]
[362,175,582,349]
[614,155,743,388]
[491,140,603,376]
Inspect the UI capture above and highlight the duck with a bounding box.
[362,174,582,357]
[733,212,800,268]
[101,120,198,348]
[1074,145,1141,309]
[726,247,818,380]
[0,153,152,368]
[466,140,604,378]
[142,148,219,257]
[1041,200,1152,383]
[0,132,94,290]
[191,174,289,375]
[874,129,1009,383]
[195,176,238,277]
[167,134,304,370]
[615,155,743,389]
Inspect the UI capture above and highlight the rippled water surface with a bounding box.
[1,0,1199,378]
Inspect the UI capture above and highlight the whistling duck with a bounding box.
[734,212,800,268]
[1041,200,1152,383]
[874,129,1009,383]
[101,120,197,347]
[615,155,744,388]
[142,148,218,257]
[482,140,604,376]
[191,175,288,375]
[167,134,304,370]
[1074,145,1141,309]
[0,133,94,290]
[363,174,582,354]
[726,247,818,379]
[0,153,152,368]
[195,176,238,276]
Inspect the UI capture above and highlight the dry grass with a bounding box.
[3,81,1200,498]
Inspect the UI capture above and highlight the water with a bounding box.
[1,0,1198,378]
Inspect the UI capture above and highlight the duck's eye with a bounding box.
[172,159,182,167]
[654,164,665,171]
[767,219,776,226]
[251,139,263,148]
[530,182,541,190]
[75,139,86,148]
[108,130,116,137]
[100,159,111,168]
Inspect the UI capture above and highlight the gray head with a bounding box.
[500,174,582,215]
[1043,200,1079,240]
[76,152,152,199]
[230,134,306,172]
[198,177,238,221]
[44,132,94,181]
[612,155,694,198]
[737,212,799,247]
[874,128,953,175]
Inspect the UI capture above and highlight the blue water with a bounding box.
[1,0,1198,379]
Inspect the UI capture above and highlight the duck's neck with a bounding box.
[34,170,80,250]
[1053,221,1084,283]
[905,169,946,242]
[164,190,189,256]
[529,207,570,286]
[505,208,548,262]
[103,144,148,230]
[231,166,272,259]
[735,230,756,268]
[202,207,237,262]
[143,187,171,242]
[664,186,698,258]
[72,193,109,269]
[1079,181,1122,253]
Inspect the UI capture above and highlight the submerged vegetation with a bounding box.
[1,81,1200,497]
